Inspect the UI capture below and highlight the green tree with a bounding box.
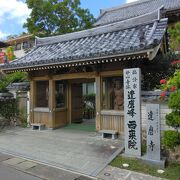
[6,46,16,61]
[0,72,28,92]
[24,0,95,37]
[168,22,180,50]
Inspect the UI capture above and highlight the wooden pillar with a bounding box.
[48,79,55,128]
[30,80,35,123]
[95,74,101,131]
[67,81,72,124]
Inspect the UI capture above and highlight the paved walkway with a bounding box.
[97,166,165,180]
[0,127,124,176]
[0,152,94,180]
[0,128,164,180]
[0,152,165,180]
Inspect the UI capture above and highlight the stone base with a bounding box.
[141,155,166,169]
[122,152,141,158]
[99,129,118,140]
[31,123,45,130]
[122,153,166,169]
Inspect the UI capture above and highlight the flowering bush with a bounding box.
[171,60,180,67]
[160,79,166,84]
[160,70,180,149]
[160,91,166,98]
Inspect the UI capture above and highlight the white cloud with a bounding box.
[0,31,9,40]
[0,0,31,25]
[126,0,138,3]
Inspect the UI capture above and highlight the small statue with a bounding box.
[114,80,123,110]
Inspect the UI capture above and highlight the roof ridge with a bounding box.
[5,34,33,42]
[100,0,155,14]
[37,10,160,46]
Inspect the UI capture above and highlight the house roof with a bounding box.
[2,11,168,73]
[95,0,180,26]
[5,34,34,45]
[0,41,9,48]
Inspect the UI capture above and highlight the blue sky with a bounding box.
[0,0,137,40]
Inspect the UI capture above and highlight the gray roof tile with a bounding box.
[95,0,180,26]
[2,15,167,71]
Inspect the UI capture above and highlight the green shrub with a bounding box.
[163,131,180,149]
[83,93,95,109]
[160,70,180,149]
[0,72,28,92]
[18,109,27,128]
[168,90,180,111]
[166,112,180,129]
[0,99,18,123]
[83,93,95,102]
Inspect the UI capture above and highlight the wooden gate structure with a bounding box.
[2,0,179,134]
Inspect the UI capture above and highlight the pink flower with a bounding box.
[170,86,176,92]
[160,91,166,97]
[160,79,166,84]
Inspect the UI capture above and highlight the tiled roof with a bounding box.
[95,0,180,26]
[0,41,9,48]
[2,13,167,72]
[7,82,30,91]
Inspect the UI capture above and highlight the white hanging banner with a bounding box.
[123,68,141,156]
[146,104,160,161]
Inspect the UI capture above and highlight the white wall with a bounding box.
[14,49,26,59]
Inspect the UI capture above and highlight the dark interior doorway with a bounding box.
[71,81,96,127]
[71,83,83,123]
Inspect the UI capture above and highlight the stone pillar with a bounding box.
[124,68,141,156]
[146,104,160,161]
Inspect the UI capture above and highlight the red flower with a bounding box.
[171,60,180,65]
[160,91,166,97]
[160,79,166,84]
[170,86,176,92]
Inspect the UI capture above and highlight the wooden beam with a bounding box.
[69,78,95,84]
[31,76,50,81]
[100,70,123,77]
[53,72,96,80]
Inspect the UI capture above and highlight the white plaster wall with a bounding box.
[14,49,26,59]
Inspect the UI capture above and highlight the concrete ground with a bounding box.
[97,166,164,180]
[0,127,124,177]
[0,152,94,180]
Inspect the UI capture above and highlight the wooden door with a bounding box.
[71,83,83,123]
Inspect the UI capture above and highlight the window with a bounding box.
[22,41,29,49]
[83,82,95,95]
[15,43,21,50]
[102,76,123,110]
[22,40,34,49]
[36,81,49,107]
[55,81,66,108]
